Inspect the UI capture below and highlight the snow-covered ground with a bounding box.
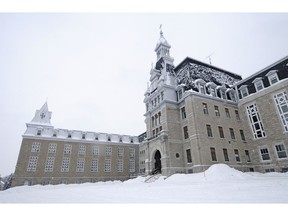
[1,164,288,203]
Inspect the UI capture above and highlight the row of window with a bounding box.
[36,130,135,143]
[27,156,136,173]
[239,70,279,98]
[147,91,164,111]
[209,148,251,163]
[201,103,241,120]
[259,144,288,162]
[151,112,161,128]
[31,143,135,157]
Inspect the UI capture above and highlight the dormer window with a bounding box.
[239,85,249,98]
[195,79,206,95]
[82,134,86,139]
[266,70,279,85]
[37,129,42,136]
[252,77,264,92]
[68,133,72,138]
[107,136,111,142]
[206,82,217,97]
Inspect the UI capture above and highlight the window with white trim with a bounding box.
[48,143,57,153]
[129,159,135,172]
[118,147,124,157]
[129,148,135,158]
[117,159,123,172]
[27,156,38,172]
[106,147,112,156]
[254,80,264,92]
[273,91,288,132]
[266,70,279,85]
[92,146,99,156]
[239,85,249,98]
[31,143,41,152]
[78,145,86,155]
[91,159,98,172]
[61,157,70,172]
[260,147,270,161]
[76,158,85,172]
[214,105,220,117]
[44,157,55,172]
[64,144,72,154]
[275,144,287,159]
[246,103,266,139]
[104,159,111,172]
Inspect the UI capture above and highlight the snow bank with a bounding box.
[204,164,251,180]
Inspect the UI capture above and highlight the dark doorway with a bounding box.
[153,150,162,174]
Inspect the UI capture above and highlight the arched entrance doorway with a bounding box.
[152,150,162,174]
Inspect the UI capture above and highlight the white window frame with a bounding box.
[92,146,99,156]
[118,147,124,157]
[61,157,70,172]
[106,147,112,156]
[76,158,85,172]
[117,159,123,172]
[78,145,86,155]
[274,144,288,159]
[129,159,135,172]
[266,70,279,85]
[64,144,72,154]
[239,85,249,98]
[214,105,220,117]
[44,157,55,172]
[104,159,111,172]
[91,159,98,172]
[31,142,41,153]
[48,143,57,153]
[27,156,38,172]
[273,91,288,132]
[254,80,264,92]
[259,147,271,162]
[246,103,266,139]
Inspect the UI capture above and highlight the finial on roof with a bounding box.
[160,24,163,36]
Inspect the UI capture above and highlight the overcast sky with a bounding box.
[1,13,288,176]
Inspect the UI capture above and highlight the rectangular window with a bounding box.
[225,108,231,118]
[161,91,164,101]
[91,159,99,172]
[118,147,124,157]
[129,148,135,158]
[64,144,72,154]
[273,91,288,132]
[229,128,235,140]
[44,157,55,172]
[183,126,189,139]
[234,149,240,162]
[241,87,249,98]
[255,80,264,91]
[214,106,220,117]
[235,110,240,121]
[76,158,85,172]
[218,126,224,138]
[48,143,57,153]
[240,130,246,141]
[27,156,38,172]
[245,150,251,162]
[31,142,41,153]
[104,159,111,172]
[223,148,229,161]
[206,124,213,137]
[260,148,270,161]
[92,146,99,156]
[246,103,266,139]
[210,147,217,161]
[268,73,279,85]
[178,89,183,100]
[37,129,42,136]
[181,107,187,119]
[78,145,86,155]
[186,149,192,163]
[117,159,123,172]
[275,144,287,159]
[106,147,112,156]
[203,103,209,115]
[129,159,135,172]
[61,157,70,172]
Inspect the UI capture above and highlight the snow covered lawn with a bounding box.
[1,164,288,203]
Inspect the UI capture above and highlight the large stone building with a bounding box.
[12,30,288,187]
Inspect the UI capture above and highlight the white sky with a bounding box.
[1,2,288,176]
